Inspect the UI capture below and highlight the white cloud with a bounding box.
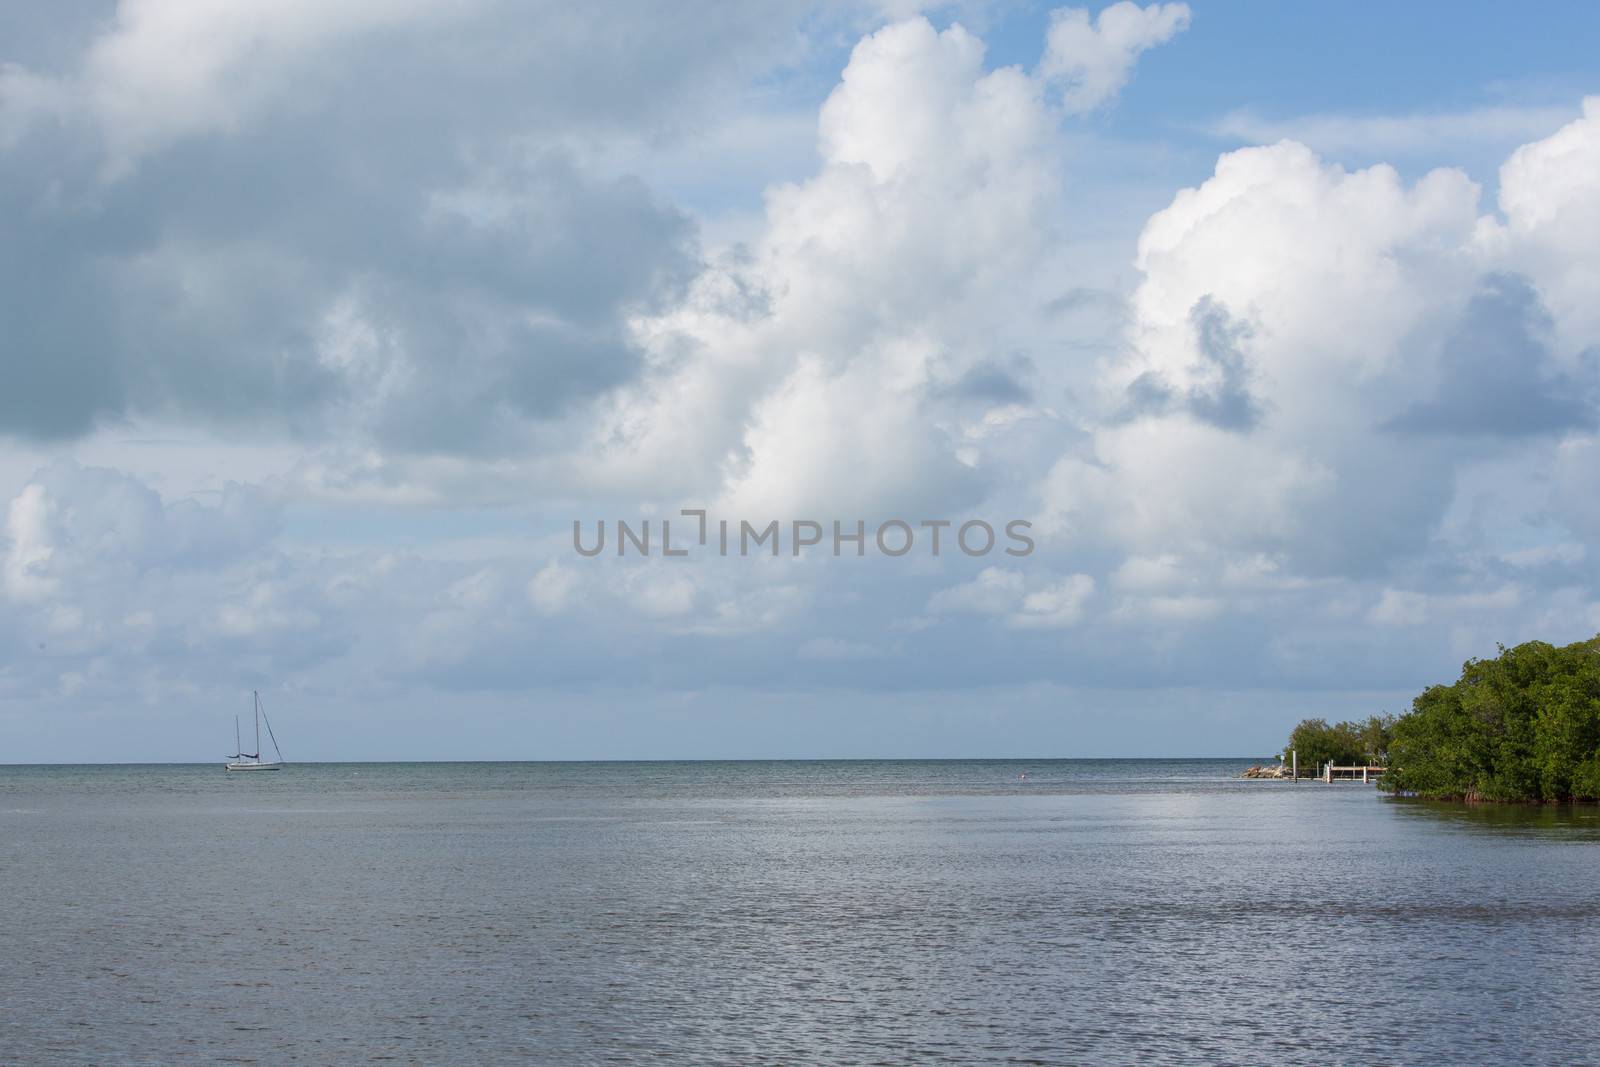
[216,581,322,637]
[1111,553,1183,592]
[1499,543,1585,569]
[590,16,1075,516]
[1114,593,1222,622]
[1031,95,1600,664]
[3,484,59,603]
[7,0,457,173]
[1489,97,1600,356]
[0,1,828,445]
[630,569,699,619]
[928,567,1095,628]
[528,561,580,615]
[4,10,1600,749]
[1101,549,1310,623]
[1042,139,1489,574]
[928,566,1025,615]
[1368,586,1524,628]
[1040,2,1190,113]
[1011,574,1096,628]
[1,463,278,593]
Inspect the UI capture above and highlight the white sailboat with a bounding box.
[225,691,285,771]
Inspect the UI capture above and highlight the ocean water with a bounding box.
[4,759,1599,1065]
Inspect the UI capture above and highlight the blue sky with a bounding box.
[1,1,1597,761]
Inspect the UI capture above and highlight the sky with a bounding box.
[2,0,1598,762]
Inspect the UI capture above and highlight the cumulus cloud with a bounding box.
[0,0,817,446]
[1033,95,1600,670]
[928,567,1095,628]
[1490,97,1600,355]
[1383,274,1596,438]
[1,462,278,598]
[929,566,1027,615]
[5,10,1600,752]
[527,561,580,615]
[587,16,1083,515]
[0,462,301,694]
[1367,585,1524,628]
[4,0,454,173]
[1044,139,1487,576]
[0,5,1169,501]
[1011,573,1097,627]
[2,485,58,603]
[1121,295,1265,431]
[1040,2,1190,113]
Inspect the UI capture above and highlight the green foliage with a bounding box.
[1284,715,1393,776]
[1376,636,1600,802]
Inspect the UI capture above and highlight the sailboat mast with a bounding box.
[225,689,284,771]
[258,697,285,765]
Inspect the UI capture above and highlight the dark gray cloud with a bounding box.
[0,219,126,438]
[1123,295,1266,431]
[1044,286,1122,316]
[931,357,1035,405]
[0,1,829,449]
[1384,273,1597,438]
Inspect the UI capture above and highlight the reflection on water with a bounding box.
[4,760,1598,1065]
[1386,794,1600,840]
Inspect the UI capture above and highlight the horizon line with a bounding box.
[0,754,1280,767]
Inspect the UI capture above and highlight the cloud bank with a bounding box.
[2,3,1598,757]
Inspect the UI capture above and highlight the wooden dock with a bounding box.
[1322,764,1385,783]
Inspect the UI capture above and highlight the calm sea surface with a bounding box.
[4,759,1599,1065]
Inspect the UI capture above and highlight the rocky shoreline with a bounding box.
[1239,763,1291,779]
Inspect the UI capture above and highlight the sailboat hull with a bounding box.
[226,691,286,771]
